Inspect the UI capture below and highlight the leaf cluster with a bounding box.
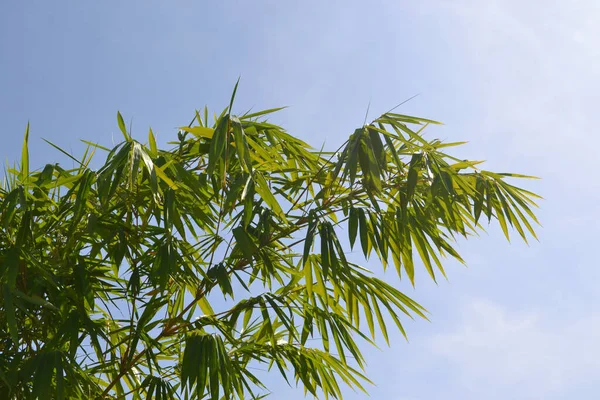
[0,89,539,399]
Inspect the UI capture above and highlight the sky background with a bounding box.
[1,1,598,399]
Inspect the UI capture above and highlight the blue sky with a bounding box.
[1,1,598,399]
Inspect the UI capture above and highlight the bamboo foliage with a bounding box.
[0,88,539,399]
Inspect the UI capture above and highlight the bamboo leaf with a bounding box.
[233,226,258,261]
[254,172,287,222]
[3,284,18,343]
[21,123,29,179]
[348,207,358,249]
[117,111,130,141]
[179,126,214,139]
[242,107,287,119]
[148,128,158,156]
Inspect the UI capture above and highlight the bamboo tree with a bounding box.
[0,87,539,399]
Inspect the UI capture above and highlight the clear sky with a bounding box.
[1,1,598,399]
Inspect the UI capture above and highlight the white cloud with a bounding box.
[419,0,600,159]
[428,299,600,399]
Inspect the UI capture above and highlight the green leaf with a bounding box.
[197,298,214,317]
[179,126,214,139]
[21,122,29,179]
[358,208,370,258]
[55,352,64,400]
[154,163,178,189]
[32,352,55,400]
[3,284,18,343]
[411,229,435,282]
[229,77,241,112]
[4,247,19,288]
[387,113,442,125]
[231,117,253,173]
[304,258,314,298]
[13,289,59,311]
[233,226,258,261]
[148,128,158,156]
[254,172,287,222]
[207,114,229,178]
[80,139,111,152]
[242,107,287,119]
[407,168,418,200]
[474,176,485,224]
[117,111,130,141]
[348,207,358,249]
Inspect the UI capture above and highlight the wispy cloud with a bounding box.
[429,0,600,154]
[428,298,600,399]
